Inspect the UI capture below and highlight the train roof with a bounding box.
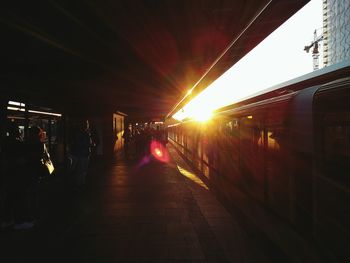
[216,59,350,114]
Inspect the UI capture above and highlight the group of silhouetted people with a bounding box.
[0,119,168,230]
[123,125,167,160]
[0,121,47,230]
[0,118,100,230]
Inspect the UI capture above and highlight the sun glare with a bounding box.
[193,110,212,122]
[172,0,322,122]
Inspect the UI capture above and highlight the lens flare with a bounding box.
[154,148,163,157]
[150,140,169,162]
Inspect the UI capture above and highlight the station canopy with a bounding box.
[1,0,309,119]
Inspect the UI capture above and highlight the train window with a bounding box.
[221,119,239,136]
[214,118,240,180]
[233,119,239,129]
[226,121,233,135]
[267,130,281,150]
[322,115,350,186]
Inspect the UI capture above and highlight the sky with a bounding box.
[173,0,323,121]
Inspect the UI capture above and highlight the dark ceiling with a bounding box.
[0,0,309,119]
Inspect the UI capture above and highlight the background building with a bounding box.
[323,0,350,66]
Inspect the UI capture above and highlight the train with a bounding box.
[165,60,350,261]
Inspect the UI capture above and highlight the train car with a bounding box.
[166,61,350,261]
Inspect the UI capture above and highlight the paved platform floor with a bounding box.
[0,145,312,263]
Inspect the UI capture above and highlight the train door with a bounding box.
[221,118,240,184]
[313,81,350,261]
[205,119,220,178]
[195,125,202,172]
[239,112,265,202]
[201,124,210,178]
[265,104,291,219]
[289,87,318,234]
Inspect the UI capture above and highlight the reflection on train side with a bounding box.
[167,75,350,261]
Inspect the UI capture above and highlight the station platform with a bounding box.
[0,144,317,263]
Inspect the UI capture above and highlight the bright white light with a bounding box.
[8,101,26,107]
[7,106,25,112]
[172,0,323,121]
[8,101,21,106]
[7,106,62,117]
[28,110,62,117]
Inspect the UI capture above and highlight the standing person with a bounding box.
[122,125,132,159]
[133,127,141,158]
[0,121,26,229]
[137,128,147,157]
[89,123,100,159]
[22,126,47,229]
[69,120,91,189]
